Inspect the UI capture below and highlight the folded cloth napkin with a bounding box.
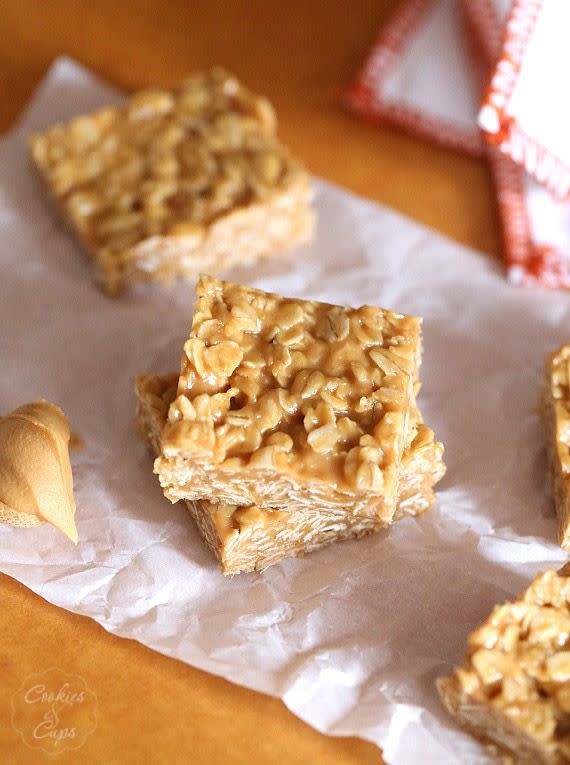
[479,0,570,200]
[345,0,484,155]
[346,0,570,290]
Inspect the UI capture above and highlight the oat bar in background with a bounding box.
[135,373,445,574]
[438,566,570,765]
[544,344,570,550]
[156,275,422,525]
[30,68,314,295]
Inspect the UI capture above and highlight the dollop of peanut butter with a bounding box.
[0,401,78,542]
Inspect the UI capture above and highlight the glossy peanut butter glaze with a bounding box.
[0,401,77,542]
[30,68,313,294]
[161,276,421,515]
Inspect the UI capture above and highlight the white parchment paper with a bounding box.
[1,59,569,765]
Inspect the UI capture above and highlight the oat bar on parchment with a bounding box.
[156,275,423,525]
[135,373,445,574]
[30,68,314,295]
[544,344,570,550]
[438,566,570,765]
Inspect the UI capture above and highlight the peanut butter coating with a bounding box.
[439,566,570,764]
[30,68,314,295]
[135,372,445,574]
[158,275,421,521]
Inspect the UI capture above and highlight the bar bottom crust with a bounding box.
[437,676,551,764]
[100,180,314,294]
[135,373,445,574]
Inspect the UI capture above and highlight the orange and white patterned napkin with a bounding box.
[345,0,485,156]
[479,0,570,200]
[346,0,570,290]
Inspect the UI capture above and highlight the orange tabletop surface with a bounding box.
[0,2,499,763]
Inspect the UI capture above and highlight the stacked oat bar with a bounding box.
[136,275,445,574]
[30,67,445,571]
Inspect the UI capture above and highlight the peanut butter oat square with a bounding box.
[438,566,570,764]
[135,373,445,574]
[155,276,422,524]
[30,68,314,296]
[544,344,570,550]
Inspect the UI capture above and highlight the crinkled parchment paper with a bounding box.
[1,58,569,764]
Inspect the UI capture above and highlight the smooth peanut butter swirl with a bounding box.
[0,401,78,542]
[162,275,421,494]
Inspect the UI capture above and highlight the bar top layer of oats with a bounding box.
[439,567,570,765]
[30,67,312,294]
[157,275,421,520]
